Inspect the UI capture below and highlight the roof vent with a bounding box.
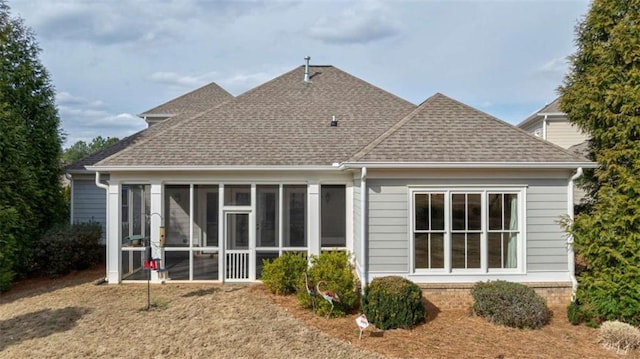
[330,115,338,127]
[303,56,311,82]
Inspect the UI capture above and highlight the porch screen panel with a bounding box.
[414,193,445,269]
[257,185,279,247]
[321,185,346,247]
[165,185,190,247]
[193,185,219,247]
[283,185,307,247]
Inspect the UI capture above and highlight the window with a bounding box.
[412,189,521,272]
[321,185,346,248]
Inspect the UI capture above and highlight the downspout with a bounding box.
[360,167,368,293]
[542,114,548,140]
[568,167,583,301]
[65,173,73,224]
[95,172,109,282]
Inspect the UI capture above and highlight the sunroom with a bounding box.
[108,177,352,284]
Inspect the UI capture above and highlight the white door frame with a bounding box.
[223,209,254,282]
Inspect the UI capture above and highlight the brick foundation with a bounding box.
[419,282,572,310]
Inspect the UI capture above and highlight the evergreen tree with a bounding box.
[0,0,66,283]
[559,0,640,325]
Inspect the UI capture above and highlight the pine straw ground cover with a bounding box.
[0,267,634,359]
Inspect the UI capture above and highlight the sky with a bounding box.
[8,0,591,148]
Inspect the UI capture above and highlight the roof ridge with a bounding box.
[516,96,563,127]
[346,93,441,162]
[139,82,232,116]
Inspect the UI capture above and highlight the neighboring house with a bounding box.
[65,82,233,242]
[70,60,595,306]
[517,97,589,150]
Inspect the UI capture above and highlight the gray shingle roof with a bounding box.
[96,66,417,167]
[517,97,563,128]
[139,82,233,117]
[348,93,589,163]
[66,84,233,172]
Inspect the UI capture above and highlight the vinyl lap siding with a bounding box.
[367,182,408,273]
[72,179,107,242]
[353,179,361,266]
[546,120,588,149]
[526,182,569,271]
[366,177,569,275]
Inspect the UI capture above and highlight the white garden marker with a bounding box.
[356,314,369,340]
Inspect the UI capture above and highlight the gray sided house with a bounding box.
[69,61,594,304]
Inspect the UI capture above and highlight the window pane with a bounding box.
[451,233,466,268]
[504,194,518,231]
[467,233,481,268]
[431,194,445,230]
[224,185,251,206]
[451,194,466,230]
[431,233,444,269]
[415,194,428,230]
[467,194,481,230]
[321,185,346,247]
[488,193,503,230]
[257,185,279,247]
[505,232,518,268]
[488,232,504,269]
[165,185,190,247]
[414,233,428,269]
[283,185,307,247]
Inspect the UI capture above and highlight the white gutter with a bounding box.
[85,165,340,172]
[542,114,548,140]
[567,167,583,301]
[95,172,109,282]
[339,162,597,170]
[360,167,368,293]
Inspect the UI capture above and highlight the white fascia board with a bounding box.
[85,165,340,172]
[136,113,174,118]
[537,112,565,117]
[338,162,597,170]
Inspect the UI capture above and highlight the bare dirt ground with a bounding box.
[0,267,633,359]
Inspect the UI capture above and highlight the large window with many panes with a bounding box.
[412,189,521,273]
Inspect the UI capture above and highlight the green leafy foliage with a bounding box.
[260,252,307,295]
[0,1,67,280]
[362,276,425,330]
[62,136,120,165]
[471,280,550,329]
[34,223,103,278]
[299,251,358,317]
[559,0,640,326]
[0,206,19,292]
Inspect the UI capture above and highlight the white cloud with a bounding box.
[308,2,401,44]
[148,71,218,88]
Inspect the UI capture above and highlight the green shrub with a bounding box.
[362,276,426,329]
[471,280,550,329]
[299,251,358,317]
[261,252,307,295]
[34,222,103,278]
[567,301,583,325]
[599,320,640,354]
[0,206,19,292]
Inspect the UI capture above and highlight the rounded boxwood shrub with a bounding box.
[299,251,358,317]
[471,280,550,329]
[362,276,426,329]
[34,222,103,278]
[260,252,307,295]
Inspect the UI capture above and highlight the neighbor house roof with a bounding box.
[346,93,589,164]
[517,97,563,128]
[94,65,417,167]
[139,82,233,117]
[66,83,233,172]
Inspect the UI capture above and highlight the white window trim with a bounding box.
[409,186,526,275]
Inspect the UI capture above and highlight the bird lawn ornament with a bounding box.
[316,280,340,318]
[356,313,370,340]
[304,272,317,312]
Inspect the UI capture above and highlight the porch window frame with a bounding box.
[409,186,526,275]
